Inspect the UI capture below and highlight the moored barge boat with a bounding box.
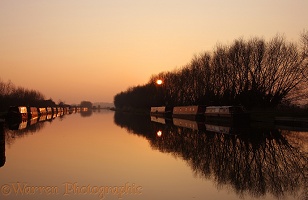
[52,107,57,118]
[172,105,206,120]
[7,106,28,122]
[46,107,53,115]
[69,107,76,114]
[204,106,250,123]
[28,107,39,119]
[150,106,172,118]
[38,107,47,116]
[205,106,246,117]
[38,107,47,122]
[57,107,64,117]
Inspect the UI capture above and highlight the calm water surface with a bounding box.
[0,110,307,200]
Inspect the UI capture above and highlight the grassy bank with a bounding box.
[113,106,307,123]
[110,107,149,115]
[249,107,308,123]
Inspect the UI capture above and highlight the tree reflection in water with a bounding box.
[4,119,47,147]
[114,112,308,200]
[0,122,6,168]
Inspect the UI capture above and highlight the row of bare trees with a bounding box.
[0,79,52,112]
[114,33,308,110]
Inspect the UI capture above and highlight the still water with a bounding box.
[0,110,307,200]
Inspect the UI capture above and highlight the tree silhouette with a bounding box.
[114,34,308,110]
[0,79,50,112]
[80,101,93,110]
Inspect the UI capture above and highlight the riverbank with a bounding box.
[113,106,308,124]
[110,107,149,115]
[249,107,308,123]
[0,112,6,119]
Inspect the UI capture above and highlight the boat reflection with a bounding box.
[80,108,93,117]
[173,118,205,131]
[7,119,28,130]
[114,112,308,200]
[150,116,168,124]
[0,107,82,168]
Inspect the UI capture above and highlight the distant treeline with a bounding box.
[114,33,308,110]
[0,79,56,112]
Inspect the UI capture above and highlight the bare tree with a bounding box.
[114,33,308,110]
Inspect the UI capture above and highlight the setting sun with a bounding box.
[156,80,163,85]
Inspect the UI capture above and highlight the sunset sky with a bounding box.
[1,0,307,104]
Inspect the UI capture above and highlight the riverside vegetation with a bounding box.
[114,33,308,118]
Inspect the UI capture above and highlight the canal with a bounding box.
[0,110,307,200]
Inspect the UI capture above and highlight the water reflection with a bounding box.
[0,109,92,168]
[114,112,308,200]
[80,109,93,117]
[4,117,47,148]
[0,122,5,168]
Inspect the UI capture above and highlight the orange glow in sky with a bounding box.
[1,0,307,104]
